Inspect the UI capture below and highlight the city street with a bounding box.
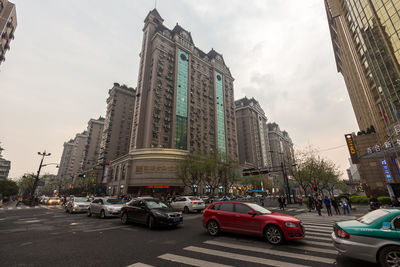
[0,203,376,267]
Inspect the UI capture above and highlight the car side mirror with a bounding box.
[248,211,256,216]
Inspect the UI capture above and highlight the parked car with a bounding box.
[87,197,124,218]
[120,197,183,229]
[332,208,400,266]
[202,201,304,245]
[66,197,91,213]
[170,196,205,213]
[47,197,60,205]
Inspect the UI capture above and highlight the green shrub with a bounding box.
[377,196,392,205]
[349,195,370,204]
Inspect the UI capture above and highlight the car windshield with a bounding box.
[246,203,272,215]
[104,199,122,205]
[146,200,169,209]
[357,209,389,225]
[189,197,200,201]
[74,198,90,203]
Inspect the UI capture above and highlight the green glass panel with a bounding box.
[215,71,226,156]
[175,49,188,149]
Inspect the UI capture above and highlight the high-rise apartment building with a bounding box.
[0,145,10,179]
[81,117,104,171]
[57,139,74,180]
[98,84,135,167]
[0,0,16,65]
[267,123,294,176]
[68,131,88,181]
[325,0,400,194]
[129,9,237,158]
[235,97,271,169]
[108,9,238,196]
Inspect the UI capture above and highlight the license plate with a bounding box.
[173,217,181,222]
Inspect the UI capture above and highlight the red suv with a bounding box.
[202,201,304,245]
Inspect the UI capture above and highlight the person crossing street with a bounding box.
[324,196,332,216]
[331,197,340,215]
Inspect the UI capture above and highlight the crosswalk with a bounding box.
[0,205,63,211]
[127,214,352,267]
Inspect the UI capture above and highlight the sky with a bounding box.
[0,0,358,179]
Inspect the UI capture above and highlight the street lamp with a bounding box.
[30,150,51,202]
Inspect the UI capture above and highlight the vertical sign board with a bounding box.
[345,134,359,163]
[102,164,110,184]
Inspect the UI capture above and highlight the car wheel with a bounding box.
[206,220,220,236]
[148,216,156,230]
[121,212,129,225]
[100,210,106,219]
[265,225,284,245]
[379,246,400,267]
[184,206,189,214]
[87,208,92,217]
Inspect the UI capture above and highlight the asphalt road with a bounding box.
[0,204,376,267]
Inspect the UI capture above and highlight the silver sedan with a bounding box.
[87,198,124,218]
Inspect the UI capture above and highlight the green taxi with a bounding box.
[332,208,400,267]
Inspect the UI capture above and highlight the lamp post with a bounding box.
[30,151,51,202]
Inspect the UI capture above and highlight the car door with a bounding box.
[136,200,148,224]
[392,216,400,239]
[92,199,101,214]
[215,203,235,231]
[126,200,138,221]
[233,203,261,234]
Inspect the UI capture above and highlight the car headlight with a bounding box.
[153,211,167,217]
[285,222,297,228]
[73,203,79,208]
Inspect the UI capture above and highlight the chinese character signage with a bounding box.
[345,134,359,163]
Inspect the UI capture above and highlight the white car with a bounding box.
[170,196,205,213]
[87,198,124,218]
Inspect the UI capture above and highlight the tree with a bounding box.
[177,152,204,195]
[0,179,18,196]
[17,174,35,198]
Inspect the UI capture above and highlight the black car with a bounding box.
[120,198,183,229]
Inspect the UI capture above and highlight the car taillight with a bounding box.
[335,228,350,239]
[191,202,196,204]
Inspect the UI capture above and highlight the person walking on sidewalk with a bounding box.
[341,197,350,215]
[15,194,22,207]
[324,196,332,216]
[278,195,285,211]
[331,197,340,215]
[315,195,322,216]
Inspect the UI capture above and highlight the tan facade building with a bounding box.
[81,117,104,172]
[0,145,10,179]
[235,97,271,169]
[0,0,16,65]
[57,139,74,180]
[69,132,88,182]
[325,0,400,194]
[98,84,135,168]
[108,9,238,196]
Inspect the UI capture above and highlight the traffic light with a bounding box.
[78,173,87,178]
[260,169,269,174]
[313,184,317,191]
[242,172,250,176]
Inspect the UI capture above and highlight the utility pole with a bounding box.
[30,150,51,203]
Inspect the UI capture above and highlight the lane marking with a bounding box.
[304,232,331,238]
[183,246,310,267]
[126,263,154,267]
[305,235,331,241]
[22,220,41,223]
[204,240,335,264]
[158,253,232,267]
[301,240,334,247]
[284,245,337,255]
[83,226,126,232]
[302,222,333,227]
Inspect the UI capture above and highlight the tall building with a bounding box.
[267,123,294,177]
[81,116,104,171]
[235,97,271,169]
[98,84,135,167]
[0,0,16,65]
[324,0,400,193]
[57,139,74,180]
[68,131,88,180]
[0,145,10,179]
[108,9,238,196]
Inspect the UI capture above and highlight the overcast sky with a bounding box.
[0,0,358,179]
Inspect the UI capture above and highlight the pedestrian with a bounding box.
[315,195,322,216]
[278,195,285,210]
[307,195,313,212]
[331,197,340,215]
[341,197,350,215]
[324,196,332,216]
[16,194,22,207]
